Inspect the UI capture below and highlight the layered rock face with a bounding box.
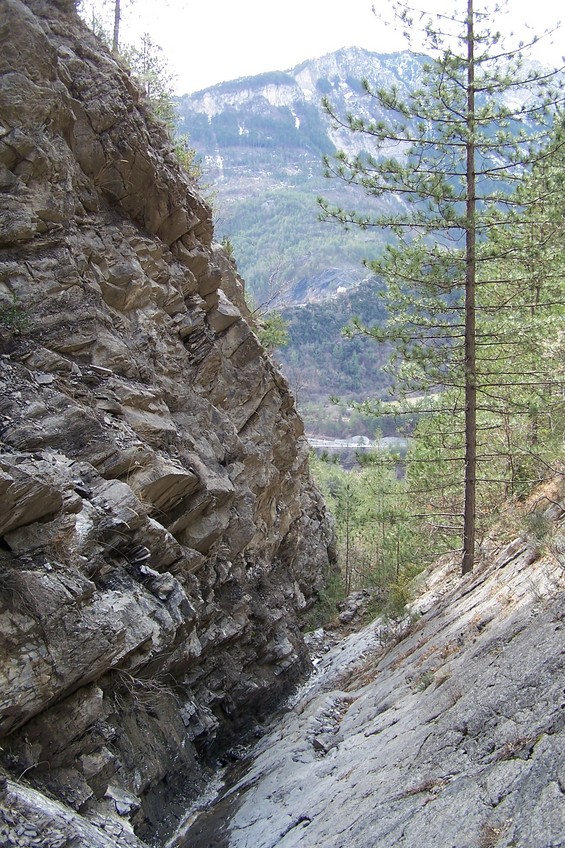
[0,0,334,843]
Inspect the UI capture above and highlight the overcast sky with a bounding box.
[83,0,563,95]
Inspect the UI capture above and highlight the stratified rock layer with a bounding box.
[0,0,334,843]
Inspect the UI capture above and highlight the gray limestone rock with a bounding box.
[0,0,335,844]
[178,542,565,848]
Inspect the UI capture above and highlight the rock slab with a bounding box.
[179,532,565,848]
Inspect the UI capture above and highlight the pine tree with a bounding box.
[319,0,564,574]
[122,33,176,124]
[477,118,565,492]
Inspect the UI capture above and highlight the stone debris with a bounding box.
[0,805,72,848]
[0,782,145,848]
[336,588,383,625]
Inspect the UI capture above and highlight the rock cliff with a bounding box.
[0,0,334,843]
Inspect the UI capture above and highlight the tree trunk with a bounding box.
[112,0,121,55]
[462,0,477,575]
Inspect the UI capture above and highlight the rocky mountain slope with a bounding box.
[176,48,425,304]
[0,1,334,844]
[177,46,423,197]
[177,489,565,848]
[177,47,545,307]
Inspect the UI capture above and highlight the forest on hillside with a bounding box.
[217,182,384,303]
[279,279,389,399]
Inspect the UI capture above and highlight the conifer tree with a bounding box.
[320,0,564,574]
[477,118,565,489]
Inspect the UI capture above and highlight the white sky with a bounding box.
[88,0,563,94]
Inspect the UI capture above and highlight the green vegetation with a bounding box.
[256,312,289,353]
[243,291,290,354]
[0,295,29,335]
[121,33,176,124]
[304,567,347,631]
[309,451,423,623]
[320,0,564,574]
[215,184,382,305]
[279,278,392,406]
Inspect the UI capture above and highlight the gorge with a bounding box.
[0,3,564,848]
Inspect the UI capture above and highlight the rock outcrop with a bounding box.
[179,504,565,848]
[0,1,334,843]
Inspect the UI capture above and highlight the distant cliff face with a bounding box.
[0,0,335,843]
[175,48,425,302]
[177,47,424,177]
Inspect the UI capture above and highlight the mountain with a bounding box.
[177,46,548,307]
[279,278,390,398]
[176,48,425,305]
[176,48,553,432]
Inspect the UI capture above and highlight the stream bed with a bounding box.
[164,622,381,848]
[162,551,565,848]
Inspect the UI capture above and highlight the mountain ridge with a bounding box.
[176,47,425,303]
